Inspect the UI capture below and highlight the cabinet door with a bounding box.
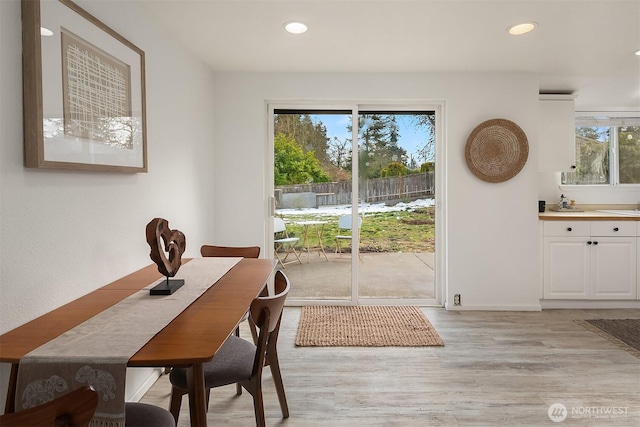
[538,98,575,172]
[543,237,590,298]
[591,237,637,299]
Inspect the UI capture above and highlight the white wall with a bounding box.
[0,0,216,406]
[211,72,542,310]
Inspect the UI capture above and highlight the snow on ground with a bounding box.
[276,198,435,217]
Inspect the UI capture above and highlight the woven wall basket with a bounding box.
[465,118,529,183]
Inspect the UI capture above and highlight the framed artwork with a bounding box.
[22,0,147,172]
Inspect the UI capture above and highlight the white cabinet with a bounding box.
[538,95,576,172]
[591,222,637,299]
[543,222,590,299]
[543,221,637,299]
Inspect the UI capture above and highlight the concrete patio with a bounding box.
[279,250,436,300]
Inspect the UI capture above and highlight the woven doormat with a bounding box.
[295,306,444,347]
[576,318,640,359]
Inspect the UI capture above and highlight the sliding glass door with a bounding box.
[355,109,436,302]
[270,104,440,305]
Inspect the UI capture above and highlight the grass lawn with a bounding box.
[278,206,435,253]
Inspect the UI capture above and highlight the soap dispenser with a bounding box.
[559,194,568,209]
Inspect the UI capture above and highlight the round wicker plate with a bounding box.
[465,118,528,183]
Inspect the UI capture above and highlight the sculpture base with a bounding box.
[150,278,185,295]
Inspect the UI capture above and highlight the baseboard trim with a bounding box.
[445,303,542,311]
[540,299,640,310]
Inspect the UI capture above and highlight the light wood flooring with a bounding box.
[140,308,640,426]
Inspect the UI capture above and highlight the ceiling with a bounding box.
[138,0,640,110]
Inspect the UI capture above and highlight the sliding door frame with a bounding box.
[266,100,446,307]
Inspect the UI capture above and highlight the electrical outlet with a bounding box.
[453,294,461,305]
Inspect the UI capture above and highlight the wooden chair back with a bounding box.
[0,386,98,427]
[200,245,260,258]
[246,270,291,422]
[250,270,290,334]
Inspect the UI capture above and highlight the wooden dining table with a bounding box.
[0,257,278,427]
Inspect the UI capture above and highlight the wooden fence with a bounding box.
[275,172,435,208]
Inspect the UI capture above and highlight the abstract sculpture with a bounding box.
[146,218,186,294]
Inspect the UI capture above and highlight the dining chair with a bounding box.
[335,214,362,256]
[0,386,174,427]
[125,402,176,427]
[200,244,262,341]
[200,244,260,259]
[273,217,302,268]
[0,385,98,427]
[198,243,263,395]
[168,270,291,426]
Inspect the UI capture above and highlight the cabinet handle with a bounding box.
[566,227,572,232]
[587,241,592,245]
[593,241,598,245]
[613,227,619,232]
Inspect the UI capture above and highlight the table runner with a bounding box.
[15,257,241,427]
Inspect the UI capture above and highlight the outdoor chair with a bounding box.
[169,270,291,426]
[273,217,301,268]
[335,214,362,257]
[0,386,98,427]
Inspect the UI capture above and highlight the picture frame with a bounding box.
[22,0,147,172]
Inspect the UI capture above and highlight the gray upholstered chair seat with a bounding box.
[125,402,175,427]
[169,335,256,390]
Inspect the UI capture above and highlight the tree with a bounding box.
[274,113,342,180]
[274,113,331,165]
[348,114,408,178]
[275,112,434,181]
[274,133,331,185]
[411,113,436,164]
[420,162,435,173]
[573,133,609,184]
[619,126,640,184]
[328,136,350,170]
[576,126,605,140]
[380,162,408,177]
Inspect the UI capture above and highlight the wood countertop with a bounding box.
[539,210,640,221]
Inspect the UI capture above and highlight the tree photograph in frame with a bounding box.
[22,0,147,172]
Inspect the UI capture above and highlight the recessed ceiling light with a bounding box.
[507,22,537,36]
[40,27,53,36]
[635,49,640,56]
[284,21,308,35]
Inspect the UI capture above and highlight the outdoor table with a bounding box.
[296,220,329,262]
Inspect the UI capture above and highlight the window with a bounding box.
[561,116,640,185]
